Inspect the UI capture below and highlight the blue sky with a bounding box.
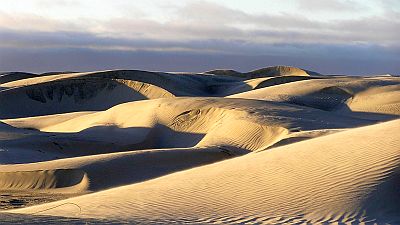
[0,0,399,74]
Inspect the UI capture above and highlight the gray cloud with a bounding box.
[2,28,399,57]
[1,37,398,75]
[1,1,398,45]
[0,0,398,74]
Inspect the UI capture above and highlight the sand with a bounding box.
[0,66,399,224]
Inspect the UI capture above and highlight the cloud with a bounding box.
[0,0,398,74]
[33,0,81,8]
[295,0,366,12]
[1,1,398,46]
[1,32,399,75]
[2,28,399,56]
[0,12,82,32]
[1,46,399,75]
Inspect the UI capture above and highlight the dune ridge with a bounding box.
[3,96,375,157]
[0,169,88,192]
[0,147,233,192]
[0,66,399,224]
[9,119,400,224]
[205,65,320,78]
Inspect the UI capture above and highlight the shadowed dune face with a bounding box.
[245,65,318,78]
[0,67,320,119]
[205,66,320,79]
[0,72,79,84]
[230,76,400,117]
[347,84,400,115]
[0,67,400,224]
[3,68,398,120]
[3,96,381,159]
[0,147,234,192]
[0,72,38,84]
[204,69,242,76]
[253,75,318,89]
[287,86,354,111]
[0,169,88,192]
[2,98,301,156]
[0,70,249,118]
[8,120,400,224]
[0,78,174,119]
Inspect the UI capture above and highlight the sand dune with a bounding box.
[2,97,375,157]
[206,65,320,78]
[0,70,248,118]
[230,76,400,117]
[347,84,400,115]
[0,72,38,84]
[0,169,88,192]
[0,71,77,84]
[1,66,399,224]
[0,147,232,193]
[0,77,174,119]
[9,119,400,224]
[245,65,319,78]
[0,67,324,119]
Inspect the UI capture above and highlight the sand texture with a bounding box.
[0,66,399,224]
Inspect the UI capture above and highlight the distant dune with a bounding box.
[0,72,38,84]
[206,65,320,78]
[0,66,399,224]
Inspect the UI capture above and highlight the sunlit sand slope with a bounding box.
[2,97,372,157]
[0,67,323,119]
[11,120,400,224]
[1,67,399,224]
[0,147,232,193]
[230,76,400,116]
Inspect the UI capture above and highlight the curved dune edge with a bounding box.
[2,98,293,153]
[245,65,318,78]
[346,84,400,115]
[0,72,38,84]
[229,76,400,116]
[0,147,233,192]
[205,65,320,78]
[0,77,176,119]
[7,68,398,122]
[0,169,88,193]
[9,119,400,224]
[0,68,326,119]
[252,75,317,89]
[3,97,371,155]
[0,69,221,96]
[1,68,400,224]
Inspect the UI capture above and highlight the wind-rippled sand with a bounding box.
[0,66,399,224]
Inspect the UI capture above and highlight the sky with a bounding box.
[0,0,399,75]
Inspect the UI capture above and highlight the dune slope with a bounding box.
[230,76,400,118]
[0,147,233,193]
[10,119,400,224]
[1,67,399,224]
[2,97,374,158]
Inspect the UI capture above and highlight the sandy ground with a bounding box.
[0,66,399,224]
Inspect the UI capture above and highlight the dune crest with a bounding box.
[246,65,318,77]
[9,120,400,224]
[205,65,320,79]
[1,66,399,224]
[0,169,88,193]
